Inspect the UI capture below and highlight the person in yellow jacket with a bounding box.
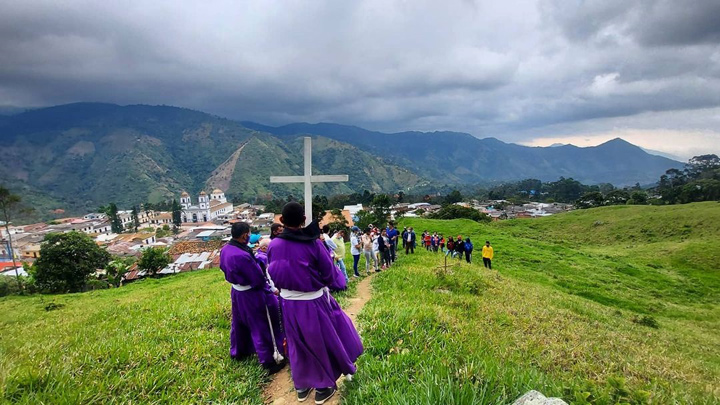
[482,240,494,269]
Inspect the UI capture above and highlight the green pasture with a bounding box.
[1,202,718,404]
[341,202,719,404]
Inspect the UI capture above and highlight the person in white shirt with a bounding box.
[349,226,362,277]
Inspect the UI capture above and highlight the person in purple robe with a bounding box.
[255,237,278,294]
[219,222,286,375]
[267,202,363,404]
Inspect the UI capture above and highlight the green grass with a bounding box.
[0,271,268,404]
[341,202,720,404]
[0,252,363,404]
[1,203,718,404]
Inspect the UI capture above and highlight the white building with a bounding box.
[343,204,365,217]
[180,189,234,223]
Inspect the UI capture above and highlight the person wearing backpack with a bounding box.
[464,238,473,263]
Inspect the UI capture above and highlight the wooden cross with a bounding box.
[270,137,349,225]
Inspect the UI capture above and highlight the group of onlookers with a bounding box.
[318,222,496,280]
[347,223,400,276]
[398,227,494,268]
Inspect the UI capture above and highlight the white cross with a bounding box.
[270,137,349,225]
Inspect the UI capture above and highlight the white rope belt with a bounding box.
[232,284,252,292]
[280,287,327,301]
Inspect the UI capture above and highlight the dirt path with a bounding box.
[264,275,375,405]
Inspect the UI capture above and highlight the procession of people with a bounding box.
[219,202,495,404]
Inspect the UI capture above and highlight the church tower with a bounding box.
[180,191,191,209]
[198,191,209,209]
[211,188,227,203]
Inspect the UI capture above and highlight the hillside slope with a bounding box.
[0,103,424,218]
[357,203,719,403]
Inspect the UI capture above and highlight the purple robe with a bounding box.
[267,238,363,389]
[255,250,268,268]
[219,243,284,366]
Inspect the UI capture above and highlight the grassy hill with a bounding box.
[345,202,719,403]
[1,203,718,403]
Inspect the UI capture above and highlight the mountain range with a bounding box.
[0,103,681,220]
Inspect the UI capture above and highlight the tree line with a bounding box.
[657,155,720,204]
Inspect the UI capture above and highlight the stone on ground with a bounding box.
[512,390,568,405]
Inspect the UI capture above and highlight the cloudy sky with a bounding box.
[2,0,720,160]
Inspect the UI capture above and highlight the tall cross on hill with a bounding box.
[270,137,349,225]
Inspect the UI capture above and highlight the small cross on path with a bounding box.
[270,137,349,225]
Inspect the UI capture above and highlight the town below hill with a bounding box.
[0,194,572,283]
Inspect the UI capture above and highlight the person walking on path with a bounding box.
[267,202,363,404]
[219,222,286,374]
[464,238,473,264]
[405,227,416,254]
[362,228,378,273]
[482,240,494,269]
[331,229,349,282]
[350,226,362,277]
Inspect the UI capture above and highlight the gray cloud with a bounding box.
[0,0,719,156]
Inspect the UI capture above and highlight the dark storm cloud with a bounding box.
[631,0,720,47]
[0,0,719,156]
[544,0,720,47]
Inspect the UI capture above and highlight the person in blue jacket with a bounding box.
[464,238,473,263]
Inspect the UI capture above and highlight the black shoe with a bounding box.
[297,388,313,402]
[230,353,251,361]
[314,387,336,404]
[263,359,286,375]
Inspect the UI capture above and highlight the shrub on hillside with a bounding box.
[632,315,659,329]
[138,247,171,276]
[428,205,491,223]
[0,276,37,297]
[34,232,111,293]
[105,258,135,287]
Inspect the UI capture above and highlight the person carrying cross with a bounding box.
[268,202,363,404]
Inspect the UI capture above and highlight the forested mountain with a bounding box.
[241,121,683,186]
[0,103,682,220]
[0,103,423,219]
